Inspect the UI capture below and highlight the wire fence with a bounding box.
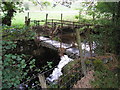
[44,59,83,88]
[18,59,83,89]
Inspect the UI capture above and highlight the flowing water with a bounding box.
[46,55,73,82]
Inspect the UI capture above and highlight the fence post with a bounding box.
[38,74,47,88]
[76,29,87,75]
[87,26,92,57]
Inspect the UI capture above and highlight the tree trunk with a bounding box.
[76,29,87,75]
[2,2,16,26]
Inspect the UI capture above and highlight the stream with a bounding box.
[46,55,73,83]
[15,37,96,89]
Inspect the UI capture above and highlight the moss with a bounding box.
[58,59,81,88]
[62,59,81,74]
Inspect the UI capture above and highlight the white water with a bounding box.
[39,36,96,82]
[38,36,96,55]
[46,55,73,82]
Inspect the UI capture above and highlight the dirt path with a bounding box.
[73,70,94,88]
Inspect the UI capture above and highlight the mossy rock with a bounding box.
[62,59,81,74]
[58,59,81,88]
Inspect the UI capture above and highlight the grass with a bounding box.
[4,1,90,26]
[11,2,90,26]
[12,11,78,26]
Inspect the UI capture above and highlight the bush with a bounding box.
[2,40,36,88]
[2,25,35,40]
[91,69,119,88]
[90,59,119,88]
[93,59,105,71]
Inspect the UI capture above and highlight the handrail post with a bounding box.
[27,12,29,19]
[25,16,30,26]
[72,22,74,29]
[79,10,81,22]
[52,19,54,28]
[61,13,63,28]
[25,16,27,26]
[45,13,48,26]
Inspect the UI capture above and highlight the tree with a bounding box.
[1,0,51,26]
[96,2,120,54]
[52,0,78,8]
[24,2,29,11]
[96,2,120,23]
[32,0,51,10]
[1,1,23,26]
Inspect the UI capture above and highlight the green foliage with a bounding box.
[2,25,35,40]
[42,61,53,70]
[91,69,119,88]
[2,53,26,88]
[42,1,51,7]
[2,30,55,88]
[24,2,29,11]
[1,1,23,14]
[2,40,36,88]
[49,84,59,88]
[29,59,35,69]
[75,15,79,19]
[96,2,117,14]
[47,61,53,68]
[53,36,61,41]
[93,59,104,71]
[85,58,105,71]
[1,1,24,26]
[58,60,81,88]
[88,58,119,88]
[2,40,17,54]
[82,2,120,55]
[85,60,91,65]
[79,26,88,31]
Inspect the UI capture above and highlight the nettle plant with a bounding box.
[2,40,36,88]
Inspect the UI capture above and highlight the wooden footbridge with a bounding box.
[25,13,101,29]
[31,19,93,28]
[25,13,101,59]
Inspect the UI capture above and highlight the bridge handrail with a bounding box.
[31,19,81,24]
[30,19,104,27]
